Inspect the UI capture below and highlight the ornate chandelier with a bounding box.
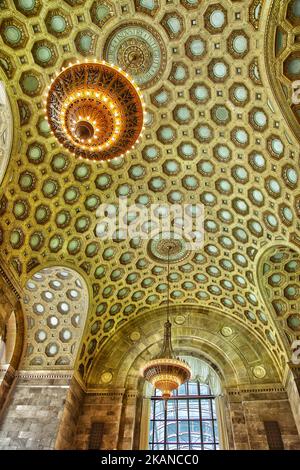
[46,61,144,161]
[143,245,191,399]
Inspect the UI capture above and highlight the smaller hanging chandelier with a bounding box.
[143,245,191,399]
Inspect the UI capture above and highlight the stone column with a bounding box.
[55,377,84,449]
[0,371,72,450]
[226,384,300,450]
[285,363,300,435]
[225,388,250,450]
[118,390,138,450]
[74,389,125,449]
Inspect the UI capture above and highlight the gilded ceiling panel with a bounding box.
[0,0,299,382]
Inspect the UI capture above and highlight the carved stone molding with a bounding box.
[0,82,13,188]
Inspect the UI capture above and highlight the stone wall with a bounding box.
[75,389,125,449]
[0,372,72,450]
[226,385,300,450]
[1,377,300,450]
[55,377,84,449]
[285,364,300,436]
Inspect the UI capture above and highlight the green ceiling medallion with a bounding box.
[64,186,80,204]
[13,200,29,220]
[85,195,100,211]
[18,171,36,192]
[45,8,72,37]
[5,26,21,44]
[20,71,43,96]
[13,0,42,16]
[42,179,59,198]
[75,30,98,56]
[1,18,29,48]
[51,153,69,173]
[90,1,115,28]
[32,40,58,67]
[104,21,167,88]
[51,15,67,32]
[56,210,71,228]
[49,234,63,252]
[37,117,51,136]
[68,238,82,255]
[27,142,45,164]
[35,204,51,224]
[29,232,44,250]
[10,228,24,248]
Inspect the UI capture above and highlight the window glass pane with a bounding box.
[166,400,176,420]
[214,420,219,441]
[155,400,165,419]
[188,382,198,395]
[178,420,189,443]
[153,420,164,442]
[178,383,187,395]
[200,384,210,395]
[190,421,201,443]
[201,399,212,419]
[149,420,154,438]
[166,444,178,450]
[212,400,217,418]
[178,399,188,419]
[153,444,164,450]
[166,421,177,441]
[189,399,200,419]
[203,444,214,450]
[202,421,214,443]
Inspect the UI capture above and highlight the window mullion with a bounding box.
[176,396,179,451]
[199,391,204,450]
[210,397,217,450]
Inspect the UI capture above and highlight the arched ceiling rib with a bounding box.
[0,0,299,381]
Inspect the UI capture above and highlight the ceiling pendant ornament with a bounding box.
[104,22,167,89]
[46,61,144,161]
[143,244,191,399]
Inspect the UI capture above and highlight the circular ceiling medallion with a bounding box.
[130,331,141,342]
[46,61,144,161]
[104,22,167,88]
[147,232,190,264]
[174,315,186,325]
[100,371,113,384]
[221,326,233,337]
[252,365,266,379]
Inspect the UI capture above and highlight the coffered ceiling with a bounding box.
[0,0,299,384]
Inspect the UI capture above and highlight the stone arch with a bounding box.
[0,257,24,417]
[0,82,13,188]
[256,242,300,360]
[261,0,300,143]
[87,304,282,389]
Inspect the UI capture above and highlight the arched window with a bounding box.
[149,380,219,450]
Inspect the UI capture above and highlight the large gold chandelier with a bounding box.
[143,245,191,399]
[46,61,144,161]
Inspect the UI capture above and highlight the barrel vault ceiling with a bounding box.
[0,0,300,384]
